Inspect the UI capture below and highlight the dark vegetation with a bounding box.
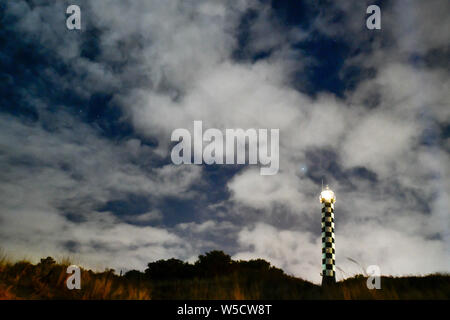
[0,250,449,299]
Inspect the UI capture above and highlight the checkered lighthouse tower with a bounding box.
[320,185,336,286]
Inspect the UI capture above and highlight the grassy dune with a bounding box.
[0,251,448,300]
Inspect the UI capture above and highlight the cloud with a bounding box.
[234,223,320,283]
[0,112,201,270]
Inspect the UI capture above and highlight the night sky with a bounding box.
[0,0,449,284]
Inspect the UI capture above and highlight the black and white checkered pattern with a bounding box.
[321,198,336,283]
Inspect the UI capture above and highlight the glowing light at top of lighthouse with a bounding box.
[320,185,336,203]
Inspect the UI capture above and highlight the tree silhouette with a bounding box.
[145,258,194,279]
[195,250,232,277]
[38,257,56,266]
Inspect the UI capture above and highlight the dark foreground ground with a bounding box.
[1,251,448,299]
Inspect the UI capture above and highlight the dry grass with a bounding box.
[0,256,151,300]
[0,254,448,300]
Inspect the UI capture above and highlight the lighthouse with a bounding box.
[320,185,336,286]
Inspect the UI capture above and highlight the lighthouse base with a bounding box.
[321,276,336,287]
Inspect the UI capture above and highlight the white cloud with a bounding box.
[234,223,321,283]
[0,114,200,271]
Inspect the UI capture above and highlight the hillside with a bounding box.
[0,251,448,299]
